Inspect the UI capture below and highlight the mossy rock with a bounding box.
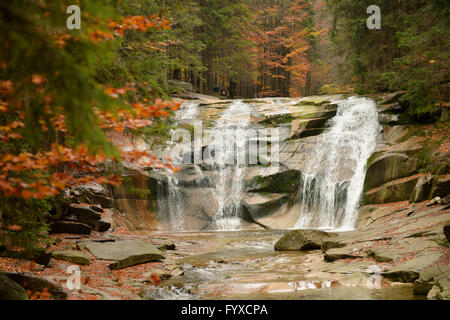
[0,273,28,300]
[364,175,420,205]
[51,250,91,266]
[246,168,300,194]
[364,153,417,190]
[275,230,330,251]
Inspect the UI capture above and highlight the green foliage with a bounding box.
[0,0,121,154]
[0,198,51,259]
[326,0,449,116]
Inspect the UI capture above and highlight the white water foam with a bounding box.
[294,97,380,230]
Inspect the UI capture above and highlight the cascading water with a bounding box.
[294,97,380,230]
[157,101,200,231]
[158,100,253,231]
[208,100,252,230]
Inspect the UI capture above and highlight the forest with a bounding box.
[0,0,449,302]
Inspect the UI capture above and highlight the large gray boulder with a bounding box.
[274,230,330,251]
[83,240,164,270]
[0,273,28,300]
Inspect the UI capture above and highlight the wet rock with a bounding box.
[444,221,450,242]
[142,269,172,281]
[242,192,289,219]
[414,265,450,296]
[74,183,114,209]
[324,246,365,262]
[91,219,111,232]
[428,272,450,300]
[382,252,443,283]
[410,175,434,203]
[0,273,28,300]
[155,242,176,251]
[83,240,164,270]
[3,272,67,299]
[245,167,300,194]
[378,102,403,113]
[299,99,330,106]
[49,221,92,235]
[427,197,441,207]
[321,238,346,252]
[68,205,101,223]
[431,175,450,198]
[379,91,407,105]
[364,153,417,190]
[51,250,91,265]
[364,175,421,204]
[34,253,52,267]
[274,230,330,251]
[441,195,450,205]
[89,205,104,213]
[368,238,438,263]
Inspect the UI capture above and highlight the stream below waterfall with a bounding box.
[144,230,421,300]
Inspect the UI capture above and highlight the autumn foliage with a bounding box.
[0,1,180,256]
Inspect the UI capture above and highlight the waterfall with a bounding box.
[157,100,253,231]
[157,102,200,231]
[294,97,380,231]
[208,100,252,230]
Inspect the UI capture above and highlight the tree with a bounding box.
[0,0,179,257]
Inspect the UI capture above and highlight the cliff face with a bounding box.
[72,92,449,234]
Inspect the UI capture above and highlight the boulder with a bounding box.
[378,102,403,113]
[51,250,91,266]
[367,238,438,263]
[441,195,450,205]
[242,192,289,219]
[410,175,434,203]
[68,205,101,223]
[74,183,114,209]
[0,273,28,300]
[364,175,421,205]
[274,230,329,251]
[49,221,92,235]
[83,240,164,270]
[3,272,67,299]
[444,221,450,242]
[413,265,450,296]
[379,91,407,105]
[245,167,300,194]
[91,219,111,232]
[431,175,450,198]
[382,252,443,283]
[324,246,365,262]
[364,153,417,190]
